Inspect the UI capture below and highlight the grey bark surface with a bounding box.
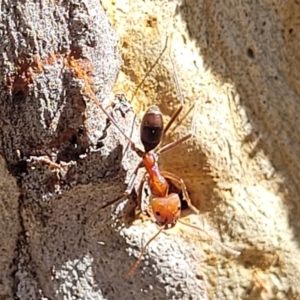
[0,1,148,299]
[1,0,300,300]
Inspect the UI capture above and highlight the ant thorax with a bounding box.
[142,152,169,197]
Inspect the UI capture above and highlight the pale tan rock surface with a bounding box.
[0,0,300,299]
[102,0,300,299]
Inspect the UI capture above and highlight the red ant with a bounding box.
[87,57,240,277]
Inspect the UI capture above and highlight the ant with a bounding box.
[87,55,240,277]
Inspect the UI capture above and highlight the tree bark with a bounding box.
[0,1,141,299]
[1,0,300,300]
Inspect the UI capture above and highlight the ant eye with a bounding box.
[155,211,161,216]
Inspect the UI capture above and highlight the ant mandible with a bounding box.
[87,55,240,278]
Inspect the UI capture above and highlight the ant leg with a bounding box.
[84,192,127,225]
[85,162,144,224]
[158,99,198,155]
[66,58,142,155]
[136,172,149,212]
[157,133,192,155]
[124,161,144,197]
[84,84,145,155]
[160,170,199,214]
[27,156,61,170]
[124,227,164,278]
[178,219,241,256]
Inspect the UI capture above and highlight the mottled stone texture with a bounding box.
[104,0,300,299]
[1,0,300,299]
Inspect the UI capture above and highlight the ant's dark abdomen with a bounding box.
[140,105,164,152]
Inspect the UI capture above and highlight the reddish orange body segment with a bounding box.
[142,151,182,227]
[151,193,181,227]
[142,152,168,197]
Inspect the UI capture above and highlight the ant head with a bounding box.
[151,193,181,227]
[140,105,164,152]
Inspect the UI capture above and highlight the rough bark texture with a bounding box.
[1,0,300,299]
[0,1,139,299]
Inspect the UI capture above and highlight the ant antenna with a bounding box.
[124,227,164,278]
[162,57,184,136]
[178,220,241,256]
[156,35,199,155]
[132,37,169,102]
